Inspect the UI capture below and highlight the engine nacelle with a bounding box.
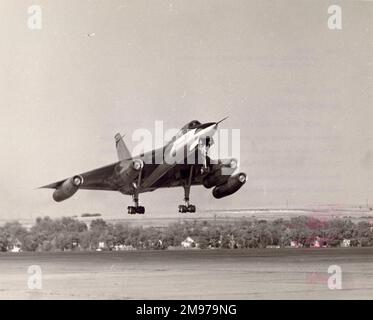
[203,158,238,189]
[116,159,144,184]
[212,172,246,199]
[53,175,83,202]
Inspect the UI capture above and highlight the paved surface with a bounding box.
[0,248,372,299]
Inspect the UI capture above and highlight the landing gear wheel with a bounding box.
[178,204,196,213]
[178,205,188,213]
[127,206,137,214]
[136,206,145,214]
[127,206,145,214]
[187,205,196,213]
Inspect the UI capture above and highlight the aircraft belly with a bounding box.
[140,164,176,189]
[147,165,204,190]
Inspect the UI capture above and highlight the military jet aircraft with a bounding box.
[41,119,246,214]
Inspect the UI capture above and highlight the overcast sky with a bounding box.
[0,0,372,220]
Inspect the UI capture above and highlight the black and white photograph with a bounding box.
[0,0,372,307]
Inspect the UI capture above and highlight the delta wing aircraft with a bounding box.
[41,119,246,214]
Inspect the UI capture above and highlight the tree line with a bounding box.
[0,215,372,252]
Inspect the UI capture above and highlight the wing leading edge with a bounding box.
[40,162,119,191]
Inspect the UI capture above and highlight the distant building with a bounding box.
[96,241,106,251]
[311,238,321,248]
[341,239,351,247]
[181,237,197,248]
[113,244,136,251]
[72,238,80,249]
[290,240,303,248]
[7,239,22,253]
[311,236,328,248]
[10,246,22,253]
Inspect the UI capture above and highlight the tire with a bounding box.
[188,205,196,213]
[136,206,145,214]
[127,206,136,214]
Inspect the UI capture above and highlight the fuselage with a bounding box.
[117,121,218,194]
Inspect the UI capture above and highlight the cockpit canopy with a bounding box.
[182,120,201,130]
[173,120,201,140]
[177,120,201,137]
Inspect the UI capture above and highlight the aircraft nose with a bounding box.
[195,122,218,140]
[196,122,217,131]
[197,117,228,131]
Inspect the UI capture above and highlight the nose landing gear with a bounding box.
[199,136,213,175]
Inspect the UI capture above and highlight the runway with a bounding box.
[0,248,372,299]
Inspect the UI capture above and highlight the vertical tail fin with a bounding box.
[114,133,132,160]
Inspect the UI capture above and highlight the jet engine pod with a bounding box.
[53,175,83,202]
[117,159,144,183]
[132,159,144,171]
[203,170,229,189]
[212,172,246,199]
[203,158,238,189]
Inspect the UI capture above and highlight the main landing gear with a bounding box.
[178,203,196,213]
[128,169,145,215]
[178,166,196,213]
[127,194,145,214]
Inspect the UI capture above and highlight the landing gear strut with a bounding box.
[127,193,145,214]
[199,136,212,175]
[128,168,145,214]
[178,166,196,213]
